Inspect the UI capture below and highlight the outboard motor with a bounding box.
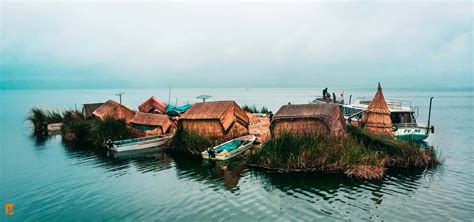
[207,149,216,158]
[106,139,114,150]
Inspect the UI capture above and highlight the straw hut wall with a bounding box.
[361,83,393,136]
[82,103,104,118]
[179,101,249,140]
[130,112,172,136]
[138,96,167,114]
[271,103,346,138]
[92,100,135,123]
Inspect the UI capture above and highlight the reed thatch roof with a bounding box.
[361,83,393,136]
[272,103,346,137]
[138,96,166,114]
[130,112,171,132]
[180,101,249,131]
[82,103,104,118]
[92,100,135,122]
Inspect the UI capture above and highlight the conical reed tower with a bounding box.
[361,83,393,136]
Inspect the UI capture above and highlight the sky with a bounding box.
[0,0,472,89]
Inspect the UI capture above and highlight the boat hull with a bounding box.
[112,135,172,152]
[202,135,256,161]
[394,126,430,141]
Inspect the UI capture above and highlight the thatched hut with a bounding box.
[179,101,249,140]
[82,103,104,118]
[138,96,167,114]
[92,100,135,123]
[271,103,346,138]
[130,112,172,136]
[361,83,393,136]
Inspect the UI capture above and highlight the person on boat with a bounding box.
[404,113,411,123]
[322,88,328,101]
[399,113,405,124]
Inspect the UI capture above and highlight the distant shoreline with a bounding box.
[1,86,473,91]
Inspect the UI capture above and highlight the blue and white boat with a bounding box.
[107,134,173,152]
[342,98,435,141]
[202,135,256,161]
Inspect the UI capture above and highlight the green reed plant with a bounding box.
[61,115,133,148]
[171,126,212,155]
[248,127,440,179]
[27,107,66,131]
[242,105,270,114]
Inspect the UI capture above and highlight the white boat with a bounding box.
[202,135,256,161]
[107,134,173,152]
[342,98,434,141]
[312,97,345,105]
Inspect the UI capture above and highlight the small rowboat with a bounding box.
[202,135,256,161]
[107,134,173,152]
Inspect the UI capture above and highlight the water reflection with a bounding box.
[172,154,246,192]
[206,160,246,191]
[37,134,438,209]
[31,133,49,146]
[58,138,436,198]
[249,166,431,205]
[58,141,175,175]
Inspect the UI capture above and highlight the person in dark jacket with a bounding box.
[322,88,328,101]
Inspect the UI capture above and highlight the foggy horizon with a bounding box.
[1,1,472,89]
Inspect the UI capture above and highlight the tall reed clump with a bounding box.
[247,133,381,174]
[27,107,65,131]
[346,125,440,168]
[242,105,259,113]
[61,115,133,148]
[248,127,440,180]
[27,107,134,148]
[242,105,270,114]
[171,125,212,155]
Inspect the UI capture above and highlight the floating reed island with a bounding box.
[28,98,183,148]
[247,84,440,179]
[27,83,441,179]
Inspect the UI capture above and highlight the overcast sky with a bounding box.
[1,1,472,89]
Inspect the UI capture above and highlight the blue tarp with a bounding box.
[165,104,192,116]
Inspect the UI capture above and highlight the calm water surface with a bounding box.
[0,88,473,221]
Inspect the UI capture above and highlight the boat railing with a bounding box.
[356,97,412,110]
[346,110,365,123]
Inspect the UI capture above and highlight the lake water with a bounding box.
[0,87,473,221]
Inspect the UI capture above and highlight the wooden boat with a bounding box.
[107,134,173,152]
[202,135,256,161]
